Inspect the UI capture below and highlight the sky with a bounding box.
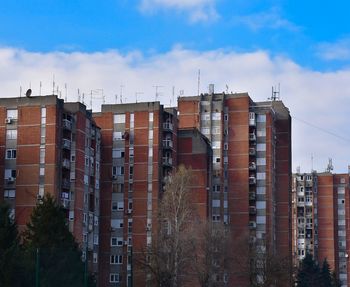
[1,0,350,172]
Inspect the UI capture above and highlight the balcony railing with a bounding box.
[249,192,256,200]
[62,158,70,169]
[163,122,173,131]
[162,157,173,166]
[62,179,70,190]
[63,119,72,131]
[249,148,256,156]
[249,133,256,141]
[249,176,256,185]
[62,139,71,150]
[249,162,256,170]
[163,140,173,149]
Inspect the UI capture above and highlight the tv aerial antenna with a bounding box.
[325,158,334,173]
[153,85,163,101]
[269,83,280,101]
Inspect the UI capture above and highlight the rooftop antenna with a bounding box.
[120,85,124,104]
[325,158,334,173]
[39,81,42,96]
[270,83,280,101]
[197,69,200,96]
[171,86,175,106]
[57,86,60,98]
[20,86,22,98]
[153,85,163,101]
[296,166,300,174]
[82,93,85,105]
[135,92,143,103]
[52,74,55,95]
[115,94,118,104]
[226,84,229,93]
[311,153,314,172]
[64,83,68,102]
[77,89,81,102]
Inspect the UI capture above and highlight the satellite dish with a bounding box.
[25,89,32,98]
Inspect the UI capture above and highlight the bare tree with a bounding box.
[139,165,196,287]
[191,221,232,287]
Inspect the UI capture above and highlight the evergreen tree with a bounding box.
[296,254,320,287]
[320,259,333,287]
[0,203,23,287]
[22,195,87,287]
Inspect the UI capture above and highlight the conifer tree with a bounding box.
[22,194,87,287]
[0,203,23,287]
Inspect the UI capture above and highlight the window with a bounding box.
[110,273,120,283]
[213,185,220,192]
[114,114,125,124]
[224,114,228,121]
[83,213,87,224]
[212,141,221,149]
[212,200,220,208]
[224,143,228,150]
[4,169,16,179]
[256,144,266,151]
[116,166,124,175]
[6,130,17,140]
[211,112,221,120]
[110,255,123,264]
[111,219,123,229]
[212,215,220,222]
[40,148,45,163]
[112,148,125,158]
[111,237,123,246]
[4,189,15,198]
[149,112,154,122]
[113,131,123,141]
[83,233,87,242]
[201,113,210,121]
[93,235,99,245]
[85,156,89,167]
[5,149,16,159]
[148,130,153,140]
[112,201,124,211]
[201,127,210,134]
[69,211,74,221]
[7,109,18,120]
[256,114,266,123]
[93,253,98,263]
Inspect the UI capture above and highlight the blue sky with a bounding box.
[1,0,350,70]
[1,0,350,172]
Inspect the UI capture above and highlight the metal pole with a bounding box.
[35,248,39,287]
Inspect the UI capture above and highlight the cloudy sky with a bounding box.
[1,0,350,172]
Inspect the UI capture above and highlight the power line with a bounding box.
[293,116,350,142]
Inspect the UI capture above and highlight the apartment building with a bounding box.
[0,95,101,280]
[292,171,350,287]
[93,102,178,287]
[177,91,292,286]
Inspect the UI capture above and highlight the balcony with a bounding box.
[249,162,256,170]
[249,206,256,215]
[61,198,70,209]
[162,157,173,166]
[249,221,256,229]
[249,191,256,201]
[249,133,256,141]
[63,119,72,131]
[62,139,71,150]
[163,122,173,131]
[249,148,256,156]
[163,140,173,149]
[62,179,70,190]
[90,147,95,156]
[249,176,256,185]
[62,158,70,169]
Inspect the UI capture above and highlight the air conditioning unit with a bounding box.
[146,223,152,231]
[7,177,15,183]
[127,209,132,214]
[112,175,117,180]
[5,118,12,124]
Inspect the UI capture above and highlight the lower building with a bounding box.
[292,171,350,286]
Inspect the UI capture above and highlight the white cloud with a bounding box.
[1,47,350,173]
[317,38,350,61]
[139,0,218,23]
[234,7,299,32]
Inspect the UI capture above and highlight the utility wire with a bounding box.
[292,116,350,143]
